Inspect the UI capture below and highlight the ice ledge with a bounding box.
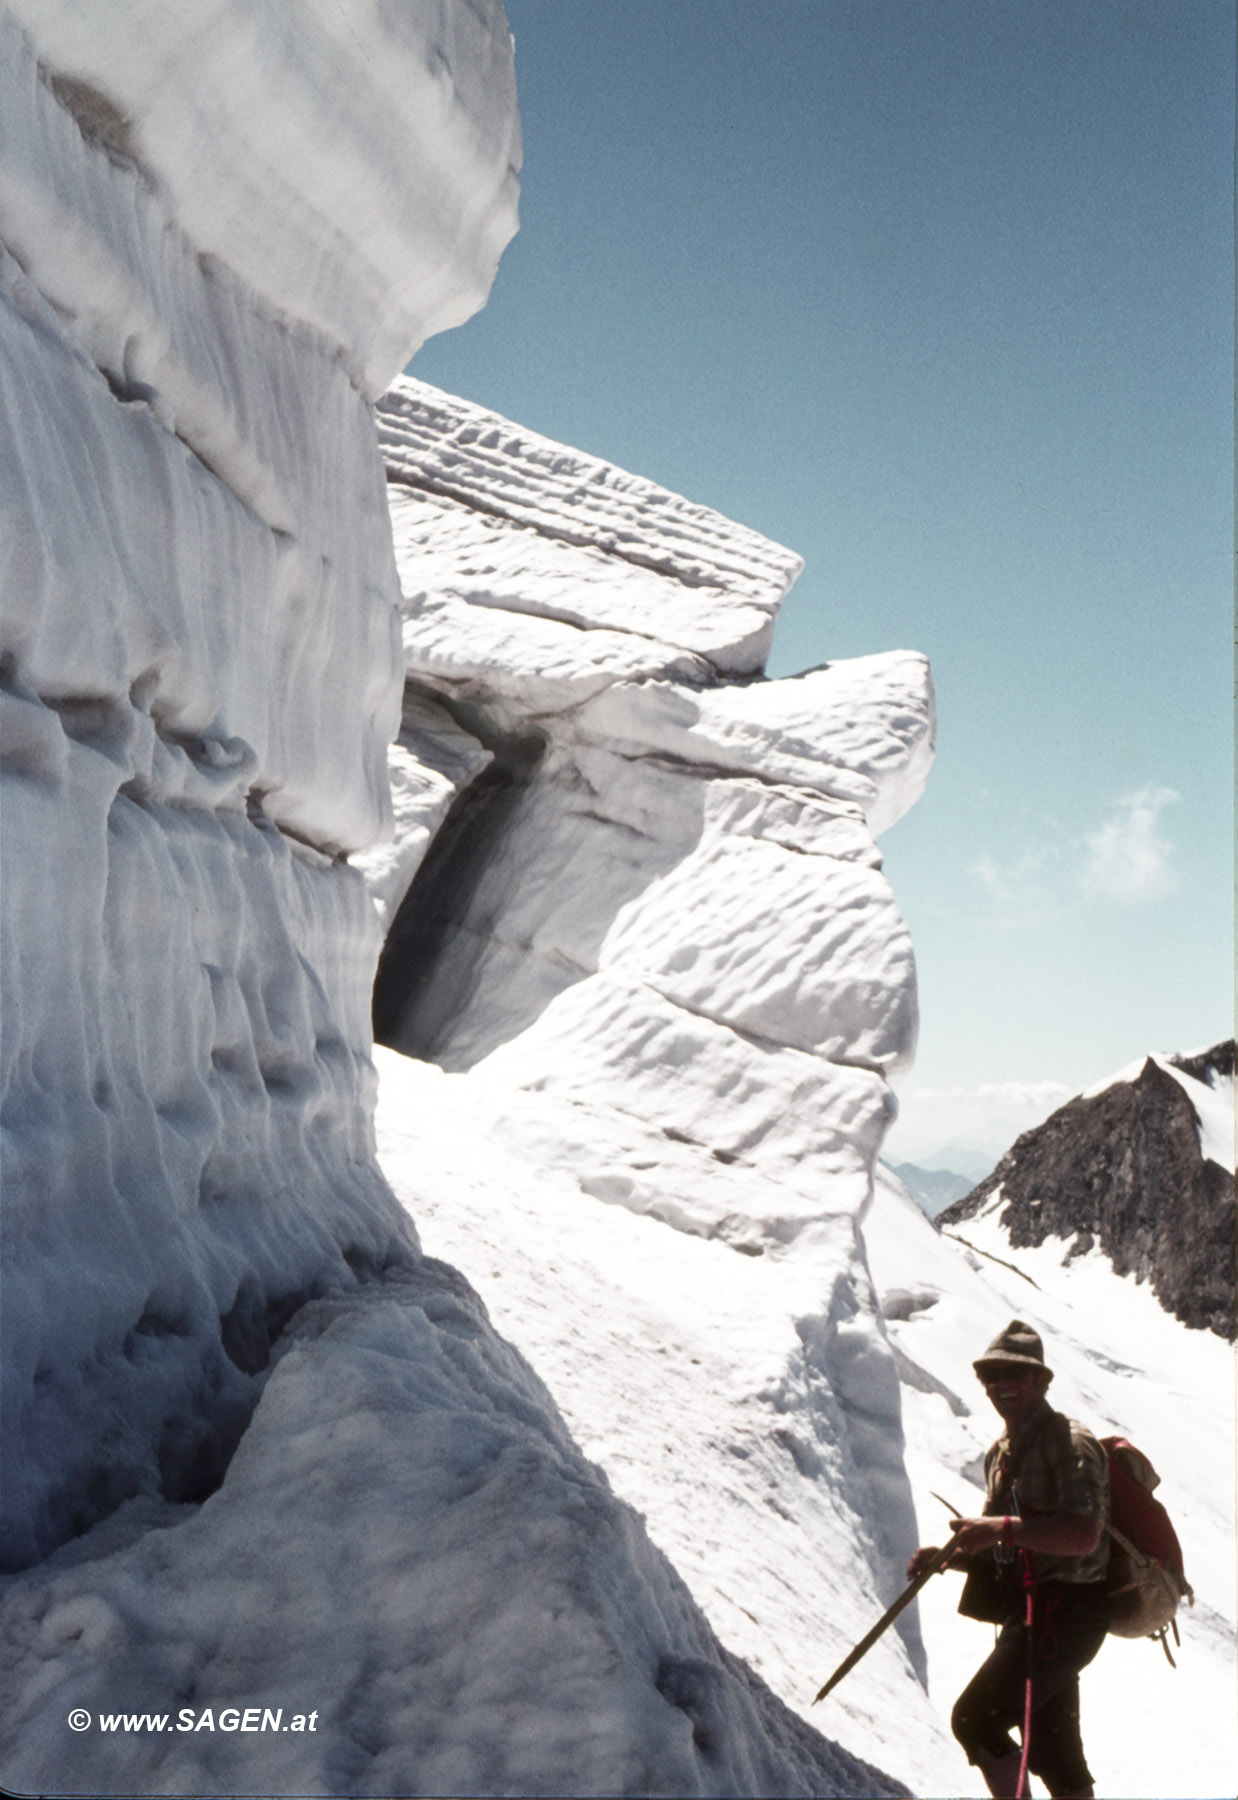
[3,1,521,392]
[381,377,803,675]
[573,653,935,838]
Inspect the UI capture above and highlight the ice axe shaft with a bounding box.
[812,1531,961,1705]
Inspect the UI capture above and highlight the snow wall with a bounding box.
[0,0,520,1571]
[361,380,946,1785]
[1,4,938,1794]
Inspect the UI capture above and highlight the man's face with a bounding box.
[979,1364,1047,1429]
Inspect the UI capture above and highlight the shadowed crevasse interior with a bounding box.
[372,706,547,1062]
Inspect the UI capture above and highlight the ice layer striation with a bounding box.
[0,0,517,1569]
[0,3,934,1794]
[366,378,945,1782]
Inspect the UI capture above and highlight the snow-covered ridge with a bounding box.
[1081,1045,1235,1173]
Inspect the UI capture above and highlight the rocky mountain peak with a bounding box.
[939,1043,1236,1339]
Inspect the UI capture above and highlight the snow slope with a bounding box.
[370,1064,1236,1799]
[865,1164,1237,1799]
[374,1052,957,1795]
[0,1260,904,1800]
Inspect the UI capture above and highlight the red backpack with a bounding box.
[1102,1436,1193,1661]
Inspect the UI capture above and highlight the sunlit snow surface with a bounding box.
[373,1052,958,1796]
[374,1058,1237,1798]
[864,1165,1237,1799]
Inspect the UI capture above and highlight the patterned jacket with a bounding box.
[983,1398,1110,1586]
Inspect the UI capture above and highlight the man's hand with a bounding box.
[905,1544,946,1580]
[949,1515,1009,1556]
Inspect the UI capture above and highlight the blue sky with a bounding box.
[408,0,1234,1158]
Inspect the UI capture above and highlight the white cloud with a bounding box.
[1079,785,1180,903]
[907,1080,1075,1110]
[970,843,1068,925]
[886,1077,1075,1166]
[973,849,1044,906]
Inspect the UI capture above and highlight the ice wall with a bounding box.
[0,0,521,394]
[1,7,936,1788]
[0,2,518,1568]
[372,377,932,1244]
[365,379,946,1782]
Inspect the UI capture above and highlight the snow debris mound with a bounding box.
[941,1042,1236,1338]
[865,1161,1237,1800]
[0,1264,906,1800]
[0,2,519,1570]
[367,378,949,1788]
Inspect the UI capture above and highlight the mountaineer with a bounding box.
[905,1320,1110,1800]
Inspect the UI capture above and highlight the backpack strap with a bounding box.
[1106,1521,1194,1606]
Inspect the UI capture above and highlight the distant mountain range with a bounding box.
[939,1040,1235,1339]
[887,1162,977,1218]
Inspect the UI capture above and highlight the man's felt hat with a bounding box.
[973,1319,1053,1383]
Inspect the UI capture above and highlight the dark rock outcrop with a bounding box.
[940,1044,1235,1339]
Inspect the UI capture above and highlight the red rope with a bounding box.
[1016,1551,1035,1798]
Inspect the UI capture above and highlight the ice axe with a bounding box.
[812,1527,962,1705]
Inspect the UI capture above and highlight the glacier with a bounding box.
[0,1,923,1792]
[360,377,949,1788]
[0,0,517,1576]
[4,2,1232,1796]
